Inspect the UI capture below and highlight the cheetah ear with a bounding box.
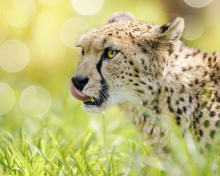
[160,17,184,42]
[107,11,136,24]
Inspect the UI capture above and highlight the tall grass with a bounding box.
[0,104,219,176]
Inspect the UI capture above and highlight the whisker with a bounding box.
[100,90,108,101]
[101,91,108,100]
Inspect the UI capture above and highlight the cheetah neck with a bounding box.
[119,41,220,136]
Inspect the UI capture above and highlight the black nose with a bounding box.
[71,76,89,92]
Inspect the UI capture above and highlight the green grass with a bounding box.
[0,98,220,176]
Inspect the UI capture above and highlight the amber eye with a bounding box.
[107,49,118,59]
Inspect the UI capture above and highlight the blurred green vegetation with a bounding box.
[0,0,220,175]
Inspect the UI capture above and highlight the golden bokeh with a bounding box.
[19,86,51,117]
[60,18,89,48]
[3,0,36,27]
[0,82,15,115]
[182,15,204,40]
[0,40,29,72]
[71,0,104,15]
[184,0,213,8]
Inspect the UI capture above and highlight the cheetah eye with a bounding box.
[106,49,118,59]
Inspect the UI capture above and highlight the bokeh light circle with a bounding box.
[3,0,36,27]
[60,18,89,48]
[25,40,45,66]
[184,0,212,8]
[19,86,51,117]
[0,82,15,115]
[71,0,104,15]
[182,15,204,41]
[38,0,62,6]
[0,40,30,72]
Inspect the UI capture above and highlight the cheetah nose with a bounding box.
[71,76,91,102]
[72,76,89,91]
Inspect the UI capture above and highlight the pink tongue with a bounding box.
[70,82,91,102]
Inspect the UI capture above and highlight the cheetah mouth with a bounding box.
[70,82,108,107]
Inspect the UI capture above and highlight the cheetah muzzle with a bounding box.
[71,11,220,155]
[71,76,109,107]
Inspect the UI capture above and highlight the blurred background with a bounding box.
[0,0,220,142]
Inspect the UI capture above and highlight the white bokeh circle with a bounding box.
[71,0,104,15]
[0,40,30,72]
[0,82,15,115]
[60,18,89,48]
[182,15,204,40]
[19,86,51,117]
[184,0,212,8]
[3,0,36,27]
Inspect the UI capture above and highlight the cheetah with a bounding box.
[70,12,220,155]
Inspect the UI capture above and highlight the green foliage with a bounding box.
[0,108,220,175]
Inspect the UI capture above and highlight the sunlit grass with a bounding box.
[0,113,144,175]
[0,103,220,175]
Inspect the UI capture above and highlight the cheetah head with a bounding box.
[71,12,184,113]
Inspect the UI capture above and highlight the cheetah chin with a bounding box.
[71,11,220,155]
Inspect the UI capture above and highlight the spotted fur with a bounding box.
[72,12,220,155]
